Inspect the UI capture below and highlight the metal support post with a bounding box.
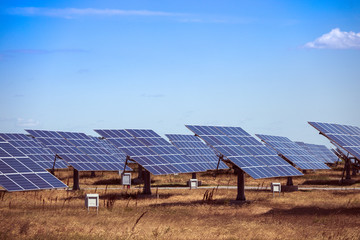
[286,177,293,186]
[73,169,80,190]
[143,170,151,195]
[138,165,143,180]
[345,159,351,180]
[236,168,246,201]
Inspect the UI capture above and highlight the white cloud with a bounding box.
[17,118,40,127]
[8,7,179,18]
[304,28,360,49]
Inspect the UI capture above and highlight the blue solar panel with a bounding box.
[256,134,330,170]
[57,131,130,171]
[309,122,360,160]
[213,126,302,176]
[186,125,303,179]
[91,136,127,161]
[295,142,337,164]
[0,133,68,169]
[94,129,201,175]
[0,137,67,192]
[126,129,209,173]
[166,134,228,170]
[26,130,129,171]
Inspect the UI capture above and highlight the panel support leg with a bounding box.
[345,159,351,180]
[192,173,197,179]
[236,168,246,201]
[90,171,96,178]
[143,170,151,195]
[138,165,143,180]
[73,169,80,190]
[352,163,357,176]
[286,177,293,186]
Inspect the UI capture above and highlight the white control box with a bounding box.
[271,182,281,197]
[85,194,99,213]
[121,173,131,186]
[189,179,198,189]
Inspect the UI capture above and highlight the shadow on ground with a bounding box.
[262,206,360,216]
[301,179,360,186]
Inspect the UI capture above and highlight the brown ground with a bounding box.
[1,166,360,239]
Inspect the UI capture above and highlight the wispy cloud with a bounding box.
[304,28,360,49]
[7,7,180,18]
[16,118,40,127]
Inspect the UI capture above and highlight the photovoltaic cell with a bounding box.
[126,129,209,173]
[166,134,228,170]
[186,125,303,179]
[256,134,330,170]
[0,133,68,169]
[0,136,67,192]
[90,136,128,162]
[295,142,338,164]
[308,122,360,160]
[57,131,129,171]
[94,129,203,175]
[213,126,302,175]
[26,130,127,171]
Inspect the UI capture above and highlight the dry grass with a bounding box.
[1,166,360,239]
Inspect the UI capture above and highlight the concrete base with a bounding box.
[187,180,202,187]
[281,185,298,192]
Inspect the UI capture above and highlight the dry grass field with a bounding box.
[1,166,360,240]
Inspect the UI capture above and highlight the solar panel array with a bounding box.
[90,136,128,162]
[166,134,228,170]
[256,134,330,170]
[308,122,360,160]
[0,136,67,192]
[0,133,68,169]
[94,129,207,175]
[57,131,129,171]
[186,125,302,179]
[295,142,337,164]
[126,129,211,172]
[26,130,127,171]
[214,126,302,172]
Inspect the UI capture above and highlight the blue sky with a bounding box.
[0,0,359,147]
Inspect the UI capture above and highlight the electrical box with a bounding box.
[271,182,281,197]
[189,179,198,189]
[121,173,131,186]
[85,194,99,213]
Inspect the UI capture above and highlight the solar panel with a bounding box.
[57,131,130,171]
[94,129,202,175]
[0,136,67,192]
[295,142,337,164]
[213,126,302,174]
[90,136,128,162]
[256,134,330,170]
[0,133,68,169]
[166,134,228,170]
[26,130,127,171]
[186,125,303,179]
[126,129,210,172]
[308,122,360,160]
